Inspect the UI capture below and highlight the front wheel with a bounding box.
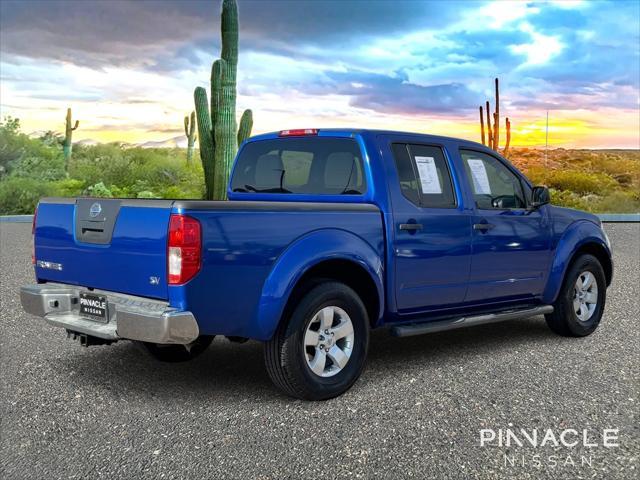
[264,281,369,400]
[138,335,214,363]
[545,254,607,337]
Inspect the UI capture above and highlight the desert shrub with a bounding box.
[590,191,640,213]
[591,156,640,189]
[1,120,209,214]
[548,188,591,211]
[524,165,618,194]
[68,145,201,197]
[85,182,113,198]
[136,190,159,198]
[0,117,28,176]
[51,178,85,197]
[160,183,205,199]
[4,123,632,215]
[522,165,546,185]
[0,177,54,214]
[1,117,66,180]
[11,151,66,181]
[70,144,133,188]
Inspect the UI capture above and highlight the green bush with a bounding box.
[0,177,54,214]
[51,178,85,197]
[86,182,113,198]
[590,191,640,213]
[136,190,159,199]
[527,167,617,195]
[548,188,591,211]
[69,144,133,188]
[12,153,66,182]
[1,119,637,215]
[1,117,67,180]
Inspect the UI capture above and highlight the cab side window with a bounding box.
[392,143,456,208]
[460,150,526,209]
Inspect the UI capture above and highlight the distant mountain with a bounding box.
[76,138,100,146]
[27,130,56,139]
[27,130,191,149]
[137,135,188,149]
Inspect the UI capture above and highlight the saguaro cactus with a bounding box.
[478,78,512,154]
[504,117,511,157]
[485,101,492,148]
[194,0,253,200]
[479,106,485,146]
[493,78,500,150]
[184,111,197,165]
[63,108,79,163]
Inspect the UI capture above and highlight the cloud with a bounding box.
[0,0,464,69]
[322,70,480,115]
[1,0,638,147]
[0,0,213,68]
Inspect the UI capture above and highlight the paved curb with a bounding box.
[1,213,639,223]
[0,215,35,223]
[596,213,640,222]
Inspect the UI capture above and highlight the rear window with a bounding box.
[231,137,366,195]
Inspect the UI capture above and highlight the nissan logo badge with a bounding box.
[89,202,102,218]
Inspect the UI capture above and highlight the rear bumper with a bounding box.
[20,283,199,344]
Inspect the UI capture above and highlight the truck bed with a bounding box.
[33,197,384,339]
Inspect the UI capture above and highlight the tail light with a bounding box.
[31,206,38,265]
[167,214,201,285]
[278,128,318,137]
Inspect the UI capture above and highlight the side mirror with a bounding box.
[530,185,550,208]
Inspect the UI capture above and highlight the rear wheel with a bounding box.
[264,281,369,400]
[139,335,214,363]
[545,254,606,337]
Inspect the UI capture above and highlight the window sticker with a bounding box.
[466,158,491,194]
[414,156,442,194]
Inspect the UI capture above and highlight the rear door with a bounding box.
[34,198,173,299]
[383,139,472,313]
[458,149,551,303]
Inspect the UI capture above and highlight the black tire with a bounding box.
[545,254,606,337]
[139,335,214,363]
[264,281,370,400]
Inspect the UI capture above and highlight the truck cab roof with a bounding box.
[247,128,488,151]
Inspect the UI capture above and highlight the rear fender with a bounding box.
[542,220,611,304]
[256,229,384,340]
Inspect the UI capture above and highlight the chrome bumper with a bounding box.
[20,283,199,344]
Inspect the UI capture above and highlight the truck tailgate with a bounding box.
[34,198,173,300]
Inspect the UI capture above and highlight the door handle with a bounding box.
[399,223,423,232]
[473,223,495,231]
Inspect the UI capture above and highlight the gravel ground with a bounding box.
[1,222,638,479]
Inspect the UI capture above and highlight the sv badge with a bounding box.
[149,276,160,285]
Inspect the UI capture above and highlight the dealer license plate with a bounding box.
[79,292,108,322]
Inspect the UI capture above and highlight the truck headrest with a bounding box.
[325,152,356,189]
[255,154,284,188]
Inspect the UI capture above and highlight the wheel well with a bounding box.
[282,259,381,329]
[571,242,613,286]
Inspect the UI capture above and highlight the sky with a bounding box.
[1,0,639,149]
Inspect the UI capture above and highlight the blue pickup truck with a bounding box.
[21,129,612,400]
